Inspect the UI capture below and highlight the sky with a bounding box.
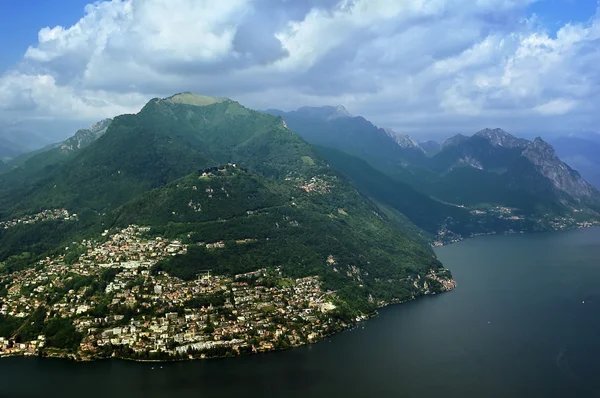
[0,0,599,143]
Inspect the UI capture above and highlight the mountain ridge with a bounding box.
[435,130,600,204]
[265,105,600,237]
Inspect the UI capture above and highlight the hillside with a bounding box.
[314,146,473,235]
[106,164,446,307]
[265,107,429,176]
[1,97,321,216]
[0,94,455,360]
[0,119,112,213]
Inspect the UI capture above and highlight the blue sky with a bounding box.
[0,0,599,142]
[530,0,598,31]
[0,1,91,70]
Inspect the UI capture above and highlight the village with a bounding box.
[432,205,600,247]
[0,225,341,360]
[0,208,76,230]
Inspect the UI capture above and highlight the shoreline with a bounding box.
[4,225,595,364]
[0,278,456,363]
[432,223,600,248]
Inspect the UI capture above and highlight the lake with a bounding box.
[2,228,600,398]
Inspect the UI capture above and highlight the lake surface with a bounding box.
[2,228,600,398]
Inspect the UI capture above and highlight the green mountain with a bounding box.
[314,146,475,235]
[0,119,113,213]
[107,164,445,309]
[0,93,453,316]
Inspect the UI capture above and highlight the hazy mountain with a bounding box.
[58,119,112,152]
[0,119,113,201]
[314,146,523,236]
[382,128,423,151]
[264,107,429,183]
[0,130,38,160]
[265,107,600,227]
[266,108,595,235]
[425,129,600,212]
[552,135,600,189]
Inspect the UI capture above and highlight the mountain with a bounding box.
[552,135,600,189]
[382,128,423,151]
[0,119,113,209]
[0,119,65,159]
[419,141,441,157]
[264,107,429,177]
[473,128,529,148]
[0,119,112,174]
[423,129,600,213]
[441,133,469,149]
[265,105,600,232]
[0,92,453,319]
[313,146,534,237]
[110,163,444,306]
[58,119,112,152]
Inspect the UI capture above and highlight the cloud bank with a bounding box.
[1,0,599,140]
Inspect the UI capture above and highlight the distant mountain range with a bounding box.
[0,120,72,162]
[266,107,600,234]
[0,133,35,160]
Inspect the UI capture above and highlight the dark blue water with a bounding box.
[2,228,600,398]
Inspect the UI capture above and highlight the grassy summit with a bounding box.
[165,92,229,107]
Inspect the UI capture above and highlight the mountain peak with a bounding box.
[60,119,113,152]
[165,92,229,107]
[474,128,528,148]
[382,128,422,150]
[332,105,352,118]
[531,136,555,154]
[521,136,598,199]
[89,118,112,134]
[441,133,469,148]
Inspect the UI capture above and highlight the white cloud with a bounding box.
[1,0,600,141]
[534,98,578,115]
[0,72,147,119]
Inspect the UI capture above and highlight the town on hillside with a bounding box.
[0,225,347,360]
[433,205,600,246]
